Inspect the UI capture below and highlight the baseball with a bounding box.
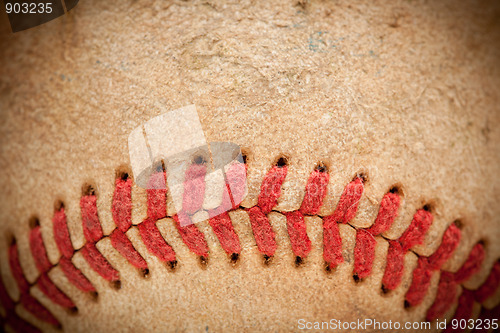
[0,0,499,332]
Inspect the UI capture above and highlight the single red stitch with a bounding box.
[208,212,241,255]
[404,257,433,307]
[8,243,30,293]
[138,217,176,263]
[426,272,458,322]
[146,171,168,220]
[299,169,329,215]
[80,243,120,282]
[58,257,96,293]
[225,161,247,209]
[353,229,377,280]
[173,213,209,257]
[29,226,52,274]
[473,261,500,303]
[53,207,74,259]
[329,177,364,224]
[284,211,311,258]
[257,165,288,214]
[37,273,75,309]
[80,195,104,243]
[246,206,277,257]
[323,215,344,269]
[398,209,433,252]
[110,229,148,270]
[381,240,405,291]
[405,223,461,307]
[443,289,475,333]
[427,223,461,270]
[112,177,133,233]
[365,192,401,236]
[453,243,485,284]
[19,293,60,326]
[182,164,207,215]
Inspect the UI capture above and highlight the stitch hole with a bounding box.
[389,185,402,196]
[381,285,390,294]
[193,155,207,165]
[111,280,121,290]
[116,166,131,181]
[230,253,239,264]
[478,239,487,248]
[140,268,150,278]
[354,172,368,183]
[199,256,208,267]
[6,233,15,247]
[404,300,411,309]
[353,274,361,283]
[167,260,178,271]
[28,216,40,229]
[422,204,433,212]
[295,256,304,267]
[68,306,78,315]
[453,219,464,229]
[315,162,328,173]
[275,156,288,168]
[54,200,65,211]
[263,255,273,265]
[89,291,98,301]
[82,183,96,196]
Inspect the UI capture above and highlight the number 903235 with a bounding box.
[451,318,498,330]
[5,2,53,14]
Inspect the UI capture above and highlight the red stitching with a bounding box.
[4,160,500,332]
[443,289,475,333]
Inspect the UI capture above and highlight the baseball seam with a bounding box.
[1,158,499,332]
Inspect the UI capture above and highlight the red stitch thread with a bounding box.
[404,257,433,307]
[112,177,133,233]
[285,211,311,258]
[8,243,30,293]
[147,171,167,220]
[173,213,209,257]
[80,243,120,282]
[453,243,485,284]
[58,257,96,293]
[353,229,377,280]
[354,191,401,280]
[37,273,75,309]
[323,177,364,269]
[427,223,461,270]
[29,226,52,274]
[257,165,288,214]
[299,169,329,215]
[398,209,433,251]
[474,261,500,303]
[4,313,41,333]
[182,164,207,215]
[365,192,401,236]
[330,177,364,224]
[0,273,16,312]
[225,161,247,209]
[443,289,475,333]
[381,240,405,291]
[53,207,74,259]
[404,223,461,307]
[208,212,241,255]
[323,215,344,269]
[247,206,277,257]
[8,243,60,326]
[426,272,458,321]
[110,229,148,270]
[80,194,104,243]
[138,217,176,263]
[425,243,486,321]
